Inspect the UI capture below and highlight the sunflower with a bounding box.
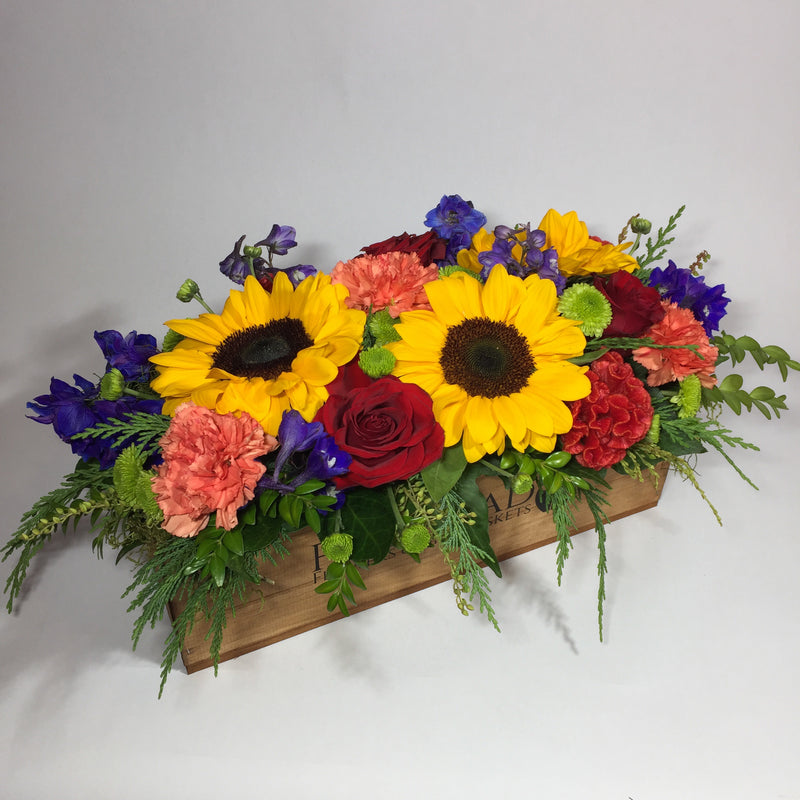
[387,266,591,462]
[150,273,365,435]
[538,208,638,277]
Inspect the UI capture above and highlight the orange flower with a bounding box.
[331,251,438,318]
[151,403,277,538]
[633,302,719,387]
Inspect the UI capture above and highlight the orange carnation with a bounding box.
[152,403,277,538]
[632,302,719,387]
[331,251,437,318]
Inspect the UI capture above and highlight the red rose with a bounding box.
[561,351,654,470]
[360,230,448,266]
[315,362,445,489]
[594,270,665,338]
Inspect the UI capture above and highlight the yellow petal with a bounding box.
[491,394,527,443]
[291,353,338,386]
[464,395,498,442]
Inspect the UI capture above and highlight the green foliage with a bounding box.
[703,374,789,419]
[124,534,288,697]
[71,412,171,457]
[436,489,500,631]
[314,560,366,615]
[340,487,397,564]
[714,331,800,381]
[454,462,501,577]
[2,461,114,612]
[543,468,613,639]
[635,205,686,270]
[421,444,468,503]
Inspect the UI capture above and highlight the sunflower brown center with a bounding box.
[440,318,535,398]
[212,318,313,380]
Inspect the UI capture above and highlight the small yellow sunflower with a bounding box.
[538,208,638,277]
[150,273,365,435]
[388,266,591,462]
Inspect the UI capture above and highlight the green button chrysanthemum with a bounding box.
[556,284,613,338]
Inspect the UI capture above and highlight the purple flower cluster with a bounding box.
[478,224,566,293]
[26,331,163,468]
[424,194,487,262]
[648,260,730,335]
[258,410,350,499]
[219,225,316,288]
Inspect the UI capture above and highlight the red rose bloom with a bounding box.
[594,270,666,338]
[561,351,654,469]
[315,362,445,489]
[360,230,448,266]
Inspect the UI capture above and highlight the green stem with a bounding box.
[386,485,405,529]
[478,458,514,479]
[194,292,215,314]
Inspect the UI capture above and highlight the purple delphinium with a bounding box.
[648,260,730,335]
[94,330,159,383]
[219,234,267,284]
[255,224,297,256]
[424,194,487,262]
[27,375,163,468]
[256,264,317,292]
[478,224,566,294]
[259,410,351,496]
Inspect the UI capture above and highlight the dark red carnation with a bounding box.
[594,270,666,338]
[561,351,654,469]
[360,231,448,266]
[314,362,444,489]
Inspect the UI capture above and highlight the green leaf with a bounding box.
[345,561,367,590]
[209,555,226,587]
[238,503,257,526]
[294,479,327,495]
[222,529,244,556]
[258,490,279,515]
[304,505,321,533]
[455,463,501,578]
[241,516,283,552]
[314,579,339,594]
[421,444,468,503]
[341,487,396,564]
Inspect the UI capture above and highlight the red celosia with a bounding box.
[152,403,277,538]
[632,301,719,387]
[561,351,654,469]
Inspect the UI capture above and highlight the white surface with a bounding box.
[1,2,798,798]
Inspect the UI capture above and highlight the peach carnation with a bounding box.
[152,403,277,538]
[632,302,719,388]
[330,251,437,318]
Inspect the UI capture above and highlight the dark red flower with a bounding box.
[315,362,444,489]
[594,270,665,338]
[360,231,448,266]
[561,352,654,469]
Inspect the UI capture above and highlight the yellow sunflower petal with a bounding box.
[163,315,227,346]
[291,353,338,386]
[464,395,499,442]
[491,393,527,443]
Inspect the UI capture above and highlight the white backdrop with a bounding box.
[1,2,798,798]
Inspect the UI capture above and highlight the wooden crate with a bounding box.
[169,464,669,673]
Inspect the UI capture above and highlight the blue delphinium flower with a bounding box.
[256,264,318,291]
[424,194,487,261]
[219,234,268,284]
[27,375,163,468]
[94,329,159,383]
[255,224,298,256]
[648,260,730,335]
[259,410,351,495]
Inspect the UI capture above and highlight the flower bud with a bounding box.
[358,346,396,378]
[176,279,200,303]
[320,533,353,563]
[243,245,263,258]
[511,473,534,495]
[99,368,125,400]
[400,523,431,554]
[630,217,652,234]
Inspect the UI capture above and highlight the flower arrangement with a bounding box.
[4,196,798,695]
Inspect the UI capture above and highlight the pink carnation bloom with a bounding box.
[632,302,719,388]
[330,251,437,318]
[152,403,277,538]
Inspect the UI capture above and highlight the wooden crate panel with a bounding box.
[170,464,668,673]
